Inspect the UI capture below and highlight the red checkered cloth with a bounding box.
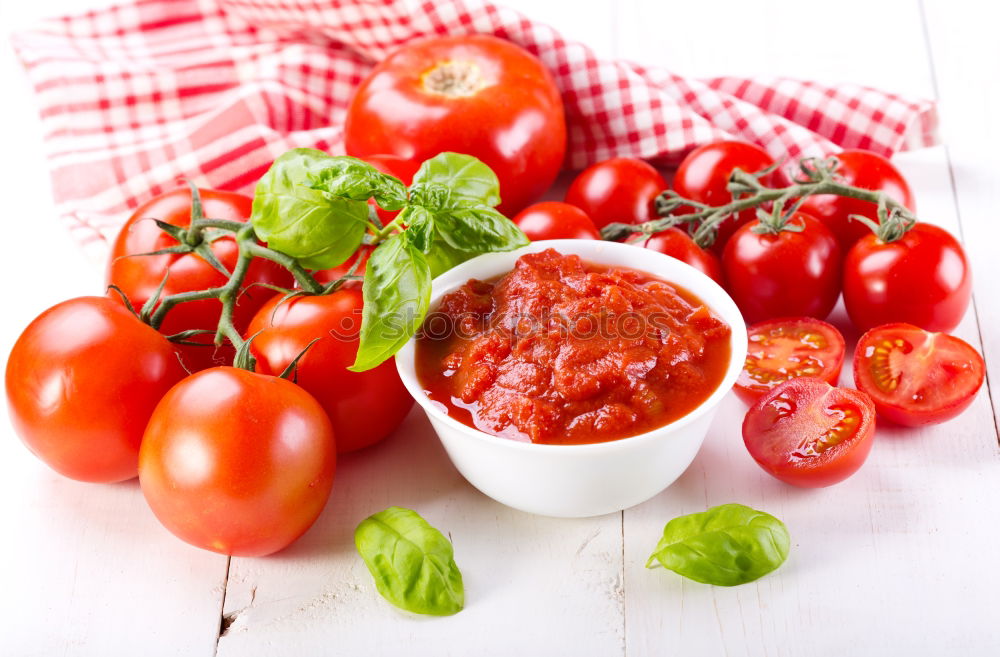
[12,0,938,260]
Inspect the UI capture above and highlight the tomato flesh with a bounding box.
[853,323,984,426]
[735,317,845,404]
[743,378,875,487]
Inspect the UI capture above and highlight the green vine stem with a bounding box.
[600,156,918,246]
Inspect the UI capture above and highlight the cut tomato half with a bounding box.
[853,323,984,426]
[734,317,846,404]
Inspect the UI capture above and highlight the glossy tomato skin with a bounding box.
[139,367,336,556]
[512,201,601,240]
[564,158,667,230]
[630,228,724,285]
[107,188,292,371]
[800,150,915,250]
[345,35,566,215]
[248,289,414,453]
[5,297,187,482]
[735,317,846,405]
[312,244,373,288]
[673,141,777,254]
[722,213,842,324]
[854,323,984,426]
[742,378,876,488]
[843,223,970,333]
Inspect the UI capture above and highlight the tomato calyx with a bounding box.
[749,200,806,236]
[422,60,489,97]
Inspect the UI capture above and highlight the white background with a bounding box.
[1,1,999,656]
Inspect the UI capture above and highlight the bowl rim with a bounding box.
[395,239,747,454]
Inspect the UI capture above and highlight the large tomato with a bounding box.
[843,223,970,332]
[344,35,566,215]
[5,297,187,482]
[629,228,724,285]
[248,288,414,453]
[800,149,915,250]
[512,201,601,240]
[854,323,984,426]
[722,213,842,323]
[564,158,667,230]
[139,367,336,556]
[673,141,777,253]
[107,187,292,371]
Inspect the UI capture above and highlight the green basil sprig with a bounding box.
[646,503,790,586]
[355,507,464,616]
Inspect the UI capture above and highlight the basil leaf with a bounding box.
[355,507,464,616]
[309,155,408,212]
[646,503,790,586]
[351,233,431,372]
[251,148,369,270]
[433,205,530,253]
[400,205,435,253]
[411,152,502,208]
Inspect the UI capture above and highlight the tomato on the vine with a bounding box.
[139,367,336,556]
[800,149,915,250]
[106,187,292,371]
[5,297,187,483]
[512,202,601,241]
[673,141,777,253]
[843,223,970,333]
[735,317,845,404]
[248,288,414,453]
[854,323,984,426]
[722,212,842,323]
[312,244,373,287]
[629,228,723,285]
[345,35,566,215]
[742,378,876,488]
[564,158,667,230]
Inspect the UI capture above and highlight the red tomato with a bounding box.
[843,223,970,333]
[365,154,419,224]
[735,317,846,405]
[345,35,566,215]
[5,297,187,482]
[564,158,667,230]
[673,141,777,254]
[854,323,984,426]
[106,188,292,371]
[742,378,876,488]
[629,228,724,285]
[248,288,414,453]
[312,244,373,287]
[512,201,601,241]
[139,367,336,556]
[722,213,842,323]
[800,149,915,250]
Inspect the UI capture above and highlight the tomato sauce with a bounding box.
[415,249,732,445]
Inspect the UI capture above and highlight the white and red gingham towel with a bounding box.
[12,0,938,260]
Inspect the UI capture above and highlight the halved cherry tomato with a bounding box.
[629,228,724,285]
[853,323,984,426]
[673,141,777,254]
[512,201,601,241]
[800,149,915,250]
[743,378,876,488]
[735,317,846,404]
[564,158,667,230]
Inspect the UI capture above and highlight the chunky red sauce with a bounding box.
[415,249,731,445]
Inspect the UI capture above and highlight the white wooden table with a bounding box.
[2,1,998,655]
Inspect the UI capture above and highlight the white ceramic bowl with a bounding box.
[396,239,747,517]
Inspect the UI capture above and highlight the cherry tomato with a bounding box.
[107,187,292,371]
[5,297,187,482]
[800,150,915,250]
[735,317,846,405]
[139,367,336,556]
[312,244,373,288]
[722,213,842,323]
[564,158,667,230]
[365,154,419,224]
[742,378,876,488]
[673,141,777,254]
[854,323,984,426]
[629,228,724,285]
[512,202,601,241]
[248,288,414,453]
[345,35,566,215]
[843,223,970,333]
